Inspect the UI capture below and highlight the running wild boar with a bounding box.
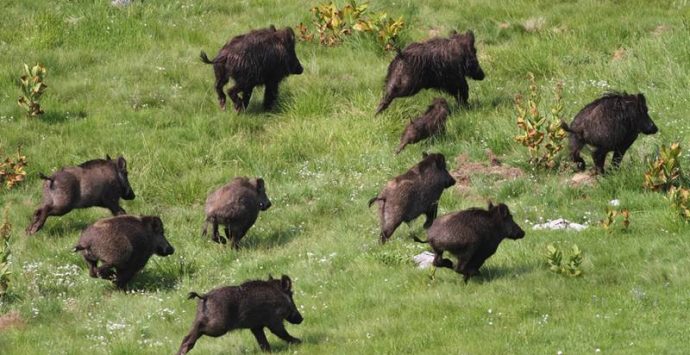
[200,26,304,112]
[415,202,525,282]
[561,92,658,173]
[26,155,135,235]
[396,98,450,154]
[369,152,456,244]
[376,30,485,114]
[73,215,174,289]
[177,275,303,354]
[202,177,271,249]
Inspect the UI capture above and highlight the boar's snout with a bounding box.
[641,119,658,135]
[287,309,304,325]
[156,243,175,256]
[290,57,304,75]
[508,221,525,240]
[259,199,272,211]
[465,58,485,81]
[122,188,135,200]
[442,172,456,188]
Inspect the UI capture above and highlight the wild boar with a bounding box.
[73,215,175,289]
[561,92,658,173]
[396,98,450,154]
[202,177,271,249]
[200,26,304,112]
[376,30,485,114]
[415,202,525,282]
[26,155,135,235]
[177,274,303,354]
[368,152,456,244]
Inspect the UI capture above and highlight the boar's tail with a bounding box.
[412,236,429,244]
[39,173,55,187]
[560,120,573,133]
[199,51,214,64]
[368,196,383,208]
[187,291,208,301]
[72,244,86,252]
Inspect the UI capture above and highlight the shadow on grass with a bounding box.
[239,227,302,251]
[40,110,87,124]
[253,331,327,353]
[126,264,181,291]
[474,263,534,283]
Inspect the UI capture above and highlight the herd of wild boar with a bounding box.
[20,20,661,352]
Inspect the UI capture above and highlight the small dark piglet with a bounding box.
[26,155,135,235]
[415,202,525,282]
[369,152,456,244]
[202,177,271,249]
[561,92,658,173]
[396,98,450,154]
[177,275,303,354]
[200,25,304,112]
[376,30,484,114]
[73,215,175,289]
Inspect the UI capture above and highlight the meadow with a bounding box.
[1,0,690,353]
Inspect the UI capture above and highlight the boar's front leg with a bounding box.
[227,86,244,112]
[250,327,271,352]
[267,322,301,345]
[591,148,609,174]
[612,147,629,169]
[241,86,254,110]
[263,81,279,110]
[423,202,439,229]
[104,201,126,216]
[114,266,139,290]
[451,78,469,107]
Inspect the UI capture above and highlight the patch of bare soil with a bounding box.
[0,311,24,332]
[569,171,597,187]
[452,149,525,194]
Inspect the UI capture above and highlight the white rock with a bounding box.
[532,218,588,231]
[413,251,436,269]
[609,199,620,206]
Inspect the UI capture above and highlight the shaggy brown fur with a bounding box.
[396,98,450,154]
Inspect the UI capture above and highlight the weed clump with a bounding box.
[17,63,47,117]
[545,243,583,277]
[0,208,12,297]
[643,143,684,192]
[0,146,27,190]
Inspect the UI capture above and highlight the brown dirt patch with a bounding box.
[0,311,25,331]
[569,172,597,187]
[452,149,525,194]
[652,24,671,37]
[612,47,626,61]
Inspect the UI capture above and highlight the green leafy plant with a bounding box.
[17,63,48,117]
[601,207,630,232]
[297,1,405,51]
[514,73,567,170]
[667,186,690,220]
[0,208,12,297]
[545,243,583,277]
[643,143,683,191]
[0,146,28,190]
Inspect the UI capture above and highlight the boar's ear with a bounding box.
[449,29,458,36]
[496,204,509,218]
[487,200,494,210]
[106,154,112,160]
[269,24,277,31]
[280,275,292,292]
[422,151,429,159]
[145,216,164,233]
[268,273,274,281]
[285,27,296,43]
[465,30,475,45]
[255,178,265,191]
[637,93,646,108]
[117,156,127,170]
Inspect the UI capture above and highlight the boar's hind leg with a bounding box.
[591,148,609,174]
[380,219,402,244]
[432,250,453,269]
[26,207,50,235]
[213,66,229,111]
[375,94,395,115]
[177,324,203,355]
[268,322,301,345]
[569,136,586,171]
[210,219,226,244]
[251,327,271,352]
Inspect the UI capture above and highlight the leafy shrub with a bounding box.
[17,63,48,117]
[643,143,683,191]
[601,207,630,232]
[0,208,12,297]
[667,186,690,220]
[0,146,28,190]
[297,1,405,51]
[545,243,583,277]
[514,73,567,170]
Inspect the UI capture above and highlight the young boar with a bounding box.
[26,155,135,235]
[415,202,525,282]
[561,92,658,173]
[376,30,485,114]
[73,215,174,289]
[202,177,271,249]
[177,275,303,354]
[200,26,304,112]
[369,152,456,244]
[396,98,450,154]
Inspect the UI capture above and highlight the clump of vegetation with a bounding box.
[17,63,48,117]
[667,186,690,220]
[0,208,12,297]
[545,243,583,277]
[297,1,405,51]
[643,143,683,191]
[601,207,630,232]
[0,146,28,190]
[514,73,567,170]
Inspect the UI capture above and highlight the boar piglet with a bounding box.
[415,202,525,282]
[177,275,303,354]
[26,155,135,235]
[202,177,271,249]
[396,98,450,154]
[73,215,174,289]
[369,152,456,244]
[562,92,658,174]
[200,25,303,112]
[376,30,484,114]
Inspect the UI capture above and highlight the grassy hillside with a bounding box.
[1,0,690,353]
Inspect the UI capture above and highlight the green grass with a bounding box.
[2,0,690,353]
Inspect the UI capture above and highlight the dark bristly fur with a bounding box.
[396,98,450,154]
[26,155,135,235]
[561,92,658,173]
[73,215,175,289]
[369,152,456,244]
[376,30,485,114]
[202,177,272,249]
[200,26,303,112]
[418,202,525,282]
[177,275,303,354]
